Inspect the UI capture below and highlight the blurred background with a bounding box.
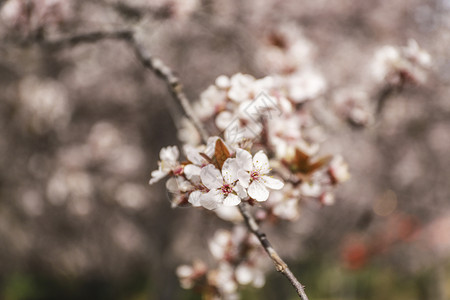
[0,0,449,299]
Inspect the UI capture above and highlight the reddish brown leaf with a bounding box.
[308,155,332,173]
[214,139,230,169]
[291,148,330,176]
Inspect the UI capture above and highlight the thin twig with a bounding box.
[238,202,309,300]
[41,30,134,49]
[375,84,401,116]
[127,36,209,143]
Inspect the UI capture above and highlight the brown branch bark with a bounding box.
[42,30,134,49]
[375,84,401,116]
[127,36,209,143]
[238,202,309,300]
[29,29,309,299]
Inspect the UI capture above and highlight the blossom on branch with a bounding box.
[149,146,180,184]
[236,149,284,202]
[149,138,285,210]
[372,39,432,85]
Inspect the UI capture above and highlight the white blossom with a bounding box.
[235,263,266,288]
[227,73,256,102]
[267,184,301,220]
[199,161,245,209]
[236,149,284,202]
[329,155,350,184]
[183,144,209,182]
[320,192,335,206]
[215,75,231,89]
[299,181,322,197]
[149,146,180,184]
[372,40,431,84]
[214,206,243,222]
[178,118,201,146]
[284,70,326,103]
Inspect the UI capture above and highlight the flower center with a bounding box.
[221,184,233,195]
[250,171,260,181]
[174,166,184,176]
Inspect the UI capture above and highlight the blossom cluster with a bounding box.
[171,70,349,221]
[180,71,326,158]
[149,137,284,210]
[147,25,434,299]
[150,67,350,297]
[150,26,352,224]
[334,40,432,127]
[1,0,73,34]
[333,89,374,127]
[176,226,268,300]
[372,39,432,86]
[147,26,354,298]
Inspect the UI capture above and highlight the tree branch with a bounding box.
[238,202,309,300]
[375,84,401,116]
[129,35,310,299]
[28,28,308,299]
[129,32,311,297]
[41,30,134,49]
[127,36,209,143]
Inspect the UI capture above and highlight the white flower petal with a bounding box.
[204,137,220,157]
[300,182,321,197]
[165,177,178,193]
[188,190,202,207]
[166,177,192,193]
[272,198,299,220]
[262,176,284,190]
[235,265,253,285]
[215,75,230,89]
[209,233,228,259]
[149,169,168,184]
[160,146,179,162]
[329,155,350,183]
[235,148,252,171]
[200,191,222,210]
[183,145,205,165]
[200,164,222,190]
[248,180,269,202]
[228,86,249,102]
[234,182,247,199]
[215,206,243,222]
[242,121,262,140]
[224,121,246,146]
[184,164,201,180]
[222,158,238,184]
[252,271,266,288]
[215,111,234,130]
[237,169,251,188]
[223,194,241,206]
[176,265,194,278]
[253,150,270,173]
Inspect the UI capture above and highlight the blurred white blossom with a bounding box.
[372,40,432,85]
[18,77,71,134]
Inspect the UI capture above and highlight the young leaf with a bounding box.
[291,148,331,175]
[213,139,230,169]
